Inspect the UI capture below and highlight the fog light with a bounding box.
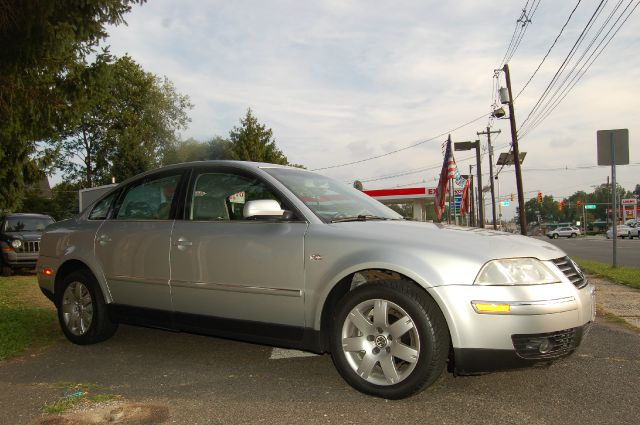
[538,338,552,354]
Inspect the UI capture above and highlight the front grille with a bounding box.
[552,256,587,289]
[512,327,581,360]
[17,241,39,253]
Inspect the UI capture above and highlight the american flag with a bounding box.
[434,136,454,220]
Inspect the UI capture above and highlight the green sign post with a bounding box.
[585,204,596,210]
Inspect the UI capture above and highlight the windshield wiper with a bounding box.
[330,215,391,223]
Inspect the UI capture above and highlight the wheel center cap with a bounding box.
[375,335,388,349]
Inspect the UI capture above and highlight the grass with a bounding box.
[0,274,60,360]
[574,258,640,290]
[43,382,120,414]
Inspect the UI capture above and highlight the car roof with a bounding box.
[116,160,307,187]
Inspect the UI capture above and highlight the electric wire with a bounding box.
[515,0,583,100]
[518,0,607,133]
[519,0,616,137]
[310,112,489,171]
[520,0,638,139]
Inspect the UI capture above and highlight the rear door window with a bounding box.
[116,175,181,220]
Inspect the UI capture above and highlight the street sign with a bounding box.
[500,201,510,206]
[585,204,596,210]
[622,198,637,205]
[597,129,629,165]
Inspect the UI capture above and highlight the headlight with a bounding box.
[474,258,559,286]
[10,239,22,249]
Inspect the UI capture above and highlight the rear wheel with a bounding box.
[57,269,117,345]
[330,280,449,399]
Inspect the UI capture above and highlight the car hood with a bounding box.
[3,232,42,241]
[327,220,566,264]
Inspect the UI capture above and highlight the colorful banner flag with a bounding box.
[459,178,471,216]
[434,137,453,220]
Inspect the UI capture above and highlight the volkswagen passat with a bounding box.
[37,161,595,399]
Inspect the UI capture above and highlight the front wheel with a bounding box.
[330,281,449,399]
[553,233,559,239]
[57,269,118,345]
[570,233,577,238]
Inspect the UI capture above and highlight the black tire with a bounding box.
[56,269,118,345]
[553,233,559,239]
[570,233,577,238]
[330,280,449,399]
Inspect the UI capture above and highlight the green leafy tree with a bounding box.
[163,138,218,165]
[0,0,145,210]
[226,109,290,165]
[56,55,192,186]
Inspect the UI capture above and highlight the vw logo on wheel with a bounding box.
[375,335,388,349]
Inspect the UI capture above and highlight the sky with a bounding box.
[104,0,640,218]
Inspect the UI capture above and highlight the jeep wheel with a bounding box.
[57,269,118,345]
[330,280,449,399]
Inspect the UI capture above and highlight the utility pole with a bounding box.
[469,165,475,227]
[477,127,501,230]
[474,140,483,228]
[503,64,528,235]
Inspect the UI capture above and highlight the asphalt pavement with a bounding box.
[1,276,639,425]
[536,235,638,267]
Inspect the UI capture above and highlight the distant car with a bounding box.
[546,226,580,239]
[0,213,55,275]
[606,225,639,239]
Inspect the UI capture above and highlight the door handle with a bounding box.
[97,234,112,246]
[173,236,192,250]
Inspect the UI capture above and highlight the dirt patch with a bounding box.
[32,402,169,425]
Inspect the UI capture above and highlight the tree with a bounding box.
[56,55,192,186]
[0,0,145,210]
[163,138,216,165]
[226,109,290,165]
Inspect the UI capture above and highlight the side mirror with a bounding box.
[243,200,290,220]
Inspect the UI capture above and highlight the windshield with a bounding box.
[264,168,403,223]
[3,217,54,232]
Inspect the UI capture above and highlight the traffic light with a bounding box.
[559,200,564,211]
[510,193,515,202]
[577,200,582,208]
[537,192,542,204]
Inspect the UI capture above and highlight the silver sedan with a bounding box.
[37,161,594,399]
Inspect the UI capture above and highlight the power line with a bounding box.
[518,0,608,133]
[311,112,489,171]
[520,0,639,139]
[515,0,584,99]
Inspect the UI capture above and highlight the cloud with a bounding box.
[101,0,640,208]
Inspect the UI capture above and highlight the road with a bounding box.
[536,236,638,267]
[1,318,639,425]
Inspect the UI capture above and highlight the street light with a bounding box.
[454,140,484,228]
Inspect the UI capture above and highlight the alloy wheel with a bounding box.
[61,281,94,336]
[341,298,420,386]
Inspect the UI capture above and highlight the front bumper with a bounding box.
[429,279,595,374]
[453,324,589,374]
[2,251,39,268]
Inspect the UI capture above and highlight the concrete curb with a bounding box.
[591,275,640,329]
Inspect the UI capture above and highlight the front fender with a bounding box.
[305,248,448,331]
